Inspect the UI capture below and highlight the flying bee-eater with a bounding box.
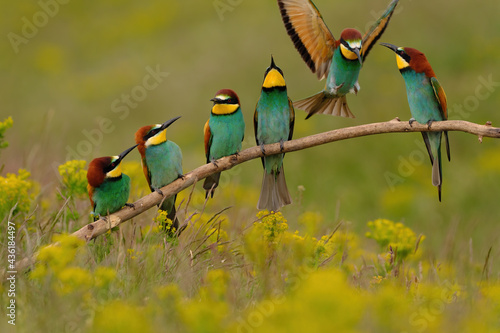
[254,56,295,212]
[87,144,137,221]
[277,0,399,118]
[135,116,183,230]
[381,43,450,201]
[203,89,245,198]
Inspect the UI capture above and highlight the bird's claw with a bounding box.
[427,120,433,129]
[279,139,285,152]
[211,160,219,168]
[230,152,239,162]
[125,203,135,209]
[178,174,185,180]
[409,118,416,126]
[260,144,266,155]
[155,188,164,196]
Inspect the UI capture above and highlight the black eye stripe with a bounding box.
[144,128,161,140]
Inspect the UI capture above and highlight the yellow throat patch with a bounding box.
[212,103,239,115]
[396,53,410,70]
[146,127,167,146]
[106,157,122,178]
[340,44,360,61]
[263,69,285,88]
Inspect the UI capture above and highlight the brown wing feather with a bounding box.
[278,0,336,80]
[87,184,95,210]
[140,157,153,191]
[361,0,399,61]
[204,119,212,163]
[430,76,451,161]
[430,77,448,120]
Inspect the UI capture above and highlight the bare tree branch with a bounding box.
[11,118,500,273]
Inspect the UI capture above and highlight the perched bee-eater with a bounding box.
[254,57,295,212]
[277,0,399,118]
[87,144,137,221]
[381,43,450,201]
[203,89,245,198]
[135,116,183,229]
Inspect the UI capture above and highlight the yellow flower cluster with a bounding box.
[0,168,37,218]
[154,209,176,235]
[256,210,289,243]
[31,234,116,295]
[0,116,13,152]
[366,218,424,263]
[58,160,88,200]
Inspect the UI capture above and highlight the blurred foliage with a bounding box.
[0,116,13,154]
[6,205,499,332]
[0,168,38,220]
[57,159,87,200]
[366,218,423,263]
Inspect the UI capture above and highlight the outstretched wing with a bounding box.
[277,0,336,80]
[204,119,212,163]
[361,0,399,61]
[431,76,451,161]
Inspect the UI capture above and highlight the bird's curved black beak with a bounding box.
[353,47,362,64]
[160,116,181,131]
[270,55,277,69]
[380,42,399,53]
[117,144,138,163]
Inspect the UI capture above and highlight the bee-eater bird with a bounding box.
[135,116,183,230]
[254,57,295,212]
[381,43,450,201]
[277,0,399,118]
[87,144,137,221]
[203,89,245,198]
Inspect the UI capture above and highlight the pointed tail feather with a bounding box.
[257,167,292,212]
[431,156,441,187]
[444,131,451,162]
[293,92,355,119]
[431,146,443,202]
[203,172,221,198]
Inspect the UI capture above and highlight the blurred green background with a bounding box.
[1,0,500,257]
